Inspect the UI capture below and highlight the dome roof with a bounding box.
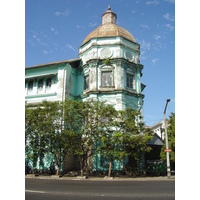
[82,24,136,45]
[82,6,136,45]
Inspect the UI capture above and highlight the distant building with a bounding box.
[25,6,147,173]
[142,120,168,164]
[150,119,168,141]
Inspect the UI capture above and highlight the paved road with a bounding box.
[25,178,175,200]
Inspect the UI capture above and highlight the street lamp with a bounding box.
[164,99,171,178]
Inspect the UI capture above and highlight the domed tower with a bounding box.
[79,6,145,112]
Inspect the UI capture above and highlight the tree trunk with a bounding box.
[108,160,112,177]
[56,166,60,175]
[32,166,35,175]
[80,160,84,176]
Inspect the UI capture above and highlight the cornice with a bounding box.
[81,88,144,99]
[25,92,57,99]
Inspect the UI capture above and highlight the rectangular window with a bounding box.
[126,73,135,89]
[101,71,113,87]
[84,75,89,90]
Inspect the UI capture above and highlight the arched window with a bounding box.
[28,81,33,90]
[46,78,51,88]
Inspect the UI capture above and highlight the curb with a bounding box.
[25,175,175,181]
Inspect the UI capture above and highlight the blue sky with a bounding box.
[25,0,175,126]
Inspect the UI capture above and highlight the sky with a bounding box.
[25,0,175,126]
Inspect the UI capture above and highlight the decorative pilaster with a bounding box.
[85,59,99,92]
[43,79,46,93]
[87,59,99,68]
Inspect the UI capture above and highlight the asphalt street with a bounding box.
[25,178,175,200]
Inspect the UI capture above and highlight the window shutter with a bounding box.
[102,72,106,86]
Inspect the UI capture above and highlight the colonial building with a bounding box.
[25,6,147,173]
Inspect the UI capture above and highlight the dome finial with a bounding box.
[102,5,116,25]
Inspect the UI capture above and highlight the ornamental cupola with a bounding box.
[102,5,117,25]
[81,5,136,46]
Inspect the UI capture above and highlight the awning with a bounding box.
[25,72,57,79]
[141,83,146,92]
[148,134,164,146]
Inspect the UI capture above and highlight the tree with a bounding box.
[40,100,75,175]
[101,131,126,177]
[99,104,122,177]
[65,99,115,176]
[25,100,75,175]
[100,108,153,177]
[121,109,153,173]
[63,99,87,176]
[25,103,46,174]
[25,100,154,177]
[160,112,175,162]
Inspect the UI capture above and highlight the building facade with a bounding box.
[25,6,146,173]
[150,119,168,141]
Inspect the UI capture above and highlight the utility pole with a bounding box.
[164,99,171,178]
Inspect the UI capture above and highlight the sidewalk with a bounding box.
[25,174,175,181]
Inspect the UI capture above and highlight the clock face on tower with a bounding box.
[101,48,112,59]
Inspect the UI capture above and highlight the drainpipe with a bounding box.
[62,68,66,103]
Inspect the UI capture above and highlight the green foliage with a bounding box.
[25,101,74,174]
[160,112,175,162]
[66,99,117,176]
[103,58,111,65]
[25,103,47,173]
[25,100,154,176]
[100,108,153,176]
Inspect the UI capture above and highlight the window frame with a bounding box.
[38,79,44,89]
[84,75,89,90]
[100,65,115,88]
[46,78,52,88]
[28,80,33,90]
[126,73,133,89]
[126,69,135,90]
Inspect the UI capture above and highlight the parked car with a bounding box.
[145,160,167,176]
